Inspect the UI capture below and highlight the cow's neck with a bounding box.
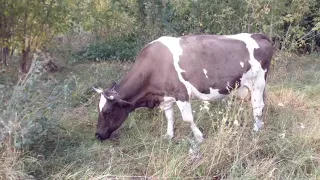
[114,71,151,110]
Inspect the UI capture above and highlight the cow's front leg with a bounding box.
[164,105,174,139]
[160,97,176,139]
[176,101,204,143]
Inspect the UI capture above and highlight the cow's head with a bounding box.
[93,82,133,141]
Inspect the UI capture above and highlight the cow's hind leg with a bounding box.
[176,101,204,143]
[250,75,266,132]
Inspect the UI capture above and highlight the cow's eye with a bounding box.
[105,109,112,114]
[103,111,110,118]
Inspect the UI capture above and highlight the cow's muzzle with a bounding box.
[95,132,110,141]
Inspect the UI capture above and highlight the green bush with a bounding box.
[73,33,143,62]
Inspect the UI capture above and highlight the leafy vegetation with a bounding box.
[0,0,74,72]
[1,0,319,67]
[70,0,320,62]
[73,33,143,62]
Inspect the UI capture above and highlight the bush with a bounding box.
[0,60,79,178]
[73,33,143,62]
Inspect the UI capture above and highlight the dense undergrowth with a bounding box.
[0,52,320,179]
[72,33,143,62]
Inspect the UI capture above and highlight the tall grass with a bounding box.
[1,53,320,179]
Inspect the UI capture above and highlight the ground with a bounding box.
[0,52,320,179]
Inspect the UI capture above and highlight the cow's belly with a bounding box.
[186,83,227,101]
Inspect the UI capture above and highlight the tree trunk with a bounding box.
[0,48,2,69]
[10,46,15,56]
[3,47,9,66]
[20,45,32,73]
[0,47,8,68]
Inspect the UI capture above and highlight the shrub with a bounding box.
[73,33,143,62]
[0,59,78,178]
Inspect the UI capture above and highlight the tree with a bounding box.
[0,0,73,73]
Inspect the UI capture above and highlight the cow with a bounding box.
[93,33,273,143]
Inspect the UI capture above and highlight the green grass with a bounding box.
[1,53,320,179]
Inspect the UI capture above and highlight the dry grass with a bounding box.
[1,52,320,179]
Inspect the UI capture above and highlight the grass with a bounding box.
[1,52,320,179]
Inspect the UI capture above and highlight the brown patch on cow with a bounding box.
[115,41,189,106]
[251,34,274,78]
[178,35,251,95]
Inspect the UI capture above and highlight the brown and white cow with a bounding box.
[93,33,273,143]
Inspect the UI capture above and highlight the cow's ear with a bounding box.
[117,99,134,108]
[93,87,104,94]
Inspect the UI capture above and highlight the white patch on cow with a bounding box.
[99,94,107,112]
[157,37,226,101]
[159,96,176,110]
[176,101,204,143]
[240,61,244,68]
[203,69,208,78]
[225,33,266,131]
[156,36,228,142]
[159,96,176,139]
[197,88,226,101]
[164,107,174,138]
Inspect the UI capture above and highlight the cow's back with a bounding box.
[124,33,273,103]
[177,35,255,95]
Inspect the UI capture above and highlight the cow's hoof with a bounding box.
[253,120,264,132]
[195,135,204,143]
[163,133,174,140]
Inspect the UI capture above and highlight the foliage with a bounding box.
[69,0,136,40]
[73,33,143,62]
[1,0,319,65]
[71,0,319,62]
[0,59,96,178]
[0,64,71,150]
[0,0,75,72]
[167,0,248,35]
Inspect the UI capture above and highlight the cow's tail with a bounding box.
[254,33,273,43]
